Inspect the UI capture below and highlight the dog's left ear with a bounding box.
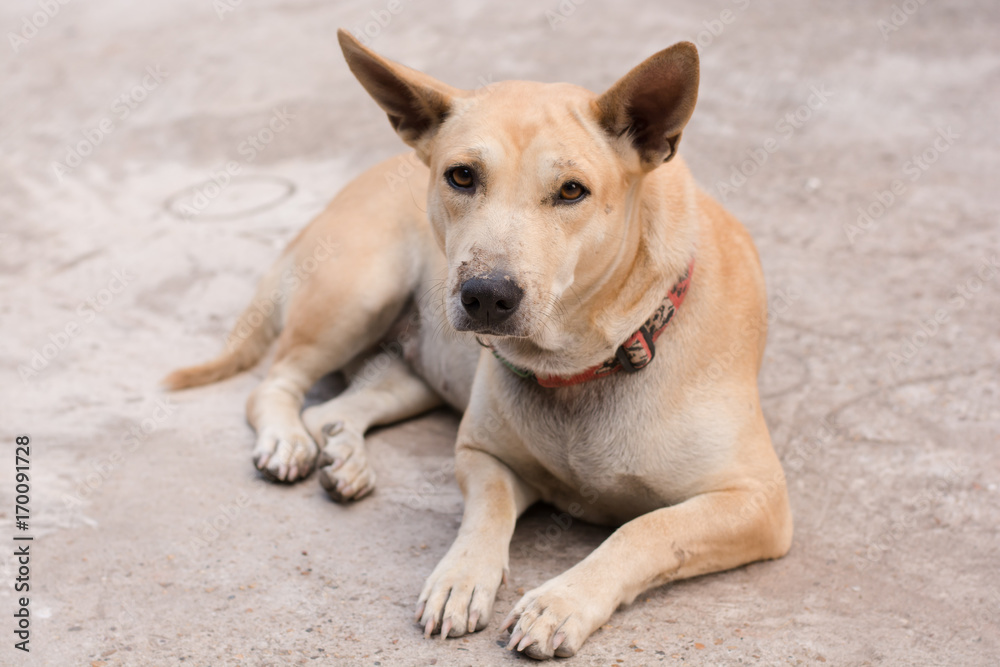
[337,29,462,155]
[595,42,700,170]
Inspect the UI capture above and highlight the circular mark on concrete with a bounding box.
[164,174,296,221]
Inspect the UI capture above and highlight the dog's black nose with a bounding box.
[460,275,524,326]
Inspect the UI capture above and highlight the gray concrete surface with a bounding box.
[1,0,998,665]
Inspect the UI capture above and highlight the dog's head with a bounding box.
[339,31,699,359]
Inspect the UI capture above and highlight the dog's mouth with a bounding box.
[448,307,528,338]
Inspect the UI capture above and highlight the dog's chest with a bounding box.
[502,373,708,521]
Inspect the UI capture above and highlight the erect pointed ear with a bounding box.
[594,42,700,170]
[337,29,462,153]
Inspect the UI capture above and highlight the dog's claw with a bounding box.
[500,613,516,632]
[423,616,435,639]
[517,633,534,652]
[553,632,566,650]
[507,628,524,650]
[440,618,452,639]
[414,601,425,622]
[468,610,480,633]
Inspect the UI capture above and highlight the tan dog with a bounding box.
[165,31,792,659]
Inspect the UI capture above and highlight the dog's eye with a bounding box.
[559,181,587,202]
[446,166,476,190]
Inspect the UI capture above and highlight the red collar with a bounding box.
[482,258,694,388]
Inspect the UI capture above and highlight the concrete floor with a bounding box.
[1,0,998,665]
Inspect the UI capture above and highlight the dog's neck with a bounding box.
[491,159,699,378]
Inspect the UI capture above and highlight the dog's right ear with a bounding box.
[338,29,460,155]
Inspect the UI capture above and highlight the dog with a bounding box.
[165,30,793,660]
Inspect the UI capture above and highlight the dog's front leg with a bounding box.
[417,443,539,639]
[503,482,793,659]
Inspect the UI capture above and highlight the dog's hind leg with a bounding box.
[247,227,432,482]
[165,152,437,483]
[247,262,417,483]
[300,353,442,502]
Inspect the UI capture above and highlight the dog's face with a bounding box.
[338,31,699,348]
[426,82,634,339]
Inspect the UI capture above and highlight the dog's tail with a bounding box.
[161,269,284,391]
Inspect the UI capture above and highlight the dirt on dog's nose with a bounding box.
[460,274,524,326]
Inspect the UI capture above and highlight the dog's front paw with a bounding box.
[315,422,375,502]
[416,537,507,639]
[501,572,610,660]
[252,425,319,482]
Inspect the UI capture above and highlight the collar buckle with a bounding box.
[615,325,656,373]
